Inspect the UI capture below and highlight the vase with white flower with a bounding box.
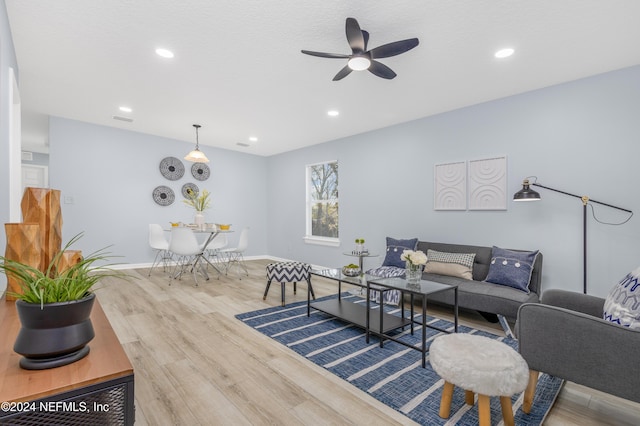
[183,188,211,227]
[401,249,427,284]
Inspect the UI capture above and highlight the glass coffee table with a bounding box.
[368,276,458,367]
[309,269,458,367]
[308,269,411,336]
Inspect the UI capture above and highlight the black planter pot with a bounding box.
[13,292,96,370]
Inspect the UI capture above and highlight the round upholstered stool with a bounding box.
[264,262,316,306]
[429,333,530,426]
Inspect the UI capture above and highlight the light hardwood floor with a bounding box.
[95,260,640,425]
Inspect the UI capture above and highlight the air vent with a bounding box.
[112,115,133,122]
[236,142,250,147]
[21,151,33,161]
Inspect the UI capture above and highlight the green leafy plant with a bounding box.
[0,233,129,308]
[183,188,211,212]
[355,238,365,244]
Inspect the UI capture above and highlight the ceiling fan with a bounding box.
[301,17,419,81]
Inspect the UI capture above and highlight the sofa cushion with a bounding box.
[366,266,405,278]
[382,237,418,268]
[603,267,640,330]
[485,246,539,293]
[424,249,475,280]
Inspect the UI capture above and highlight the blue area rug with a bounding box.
[236,294,563,425]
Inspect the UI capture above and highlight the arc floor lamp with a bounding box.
[513,178,633,294]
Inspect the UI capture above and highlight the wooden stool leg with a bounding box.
[478,394,491,426]
[500,396,515,426]
[439,381,455,418]
[523,370,539,414]
[263,279,272,300]
[293,281,297,295]
[280,282,285,306]
[465,390,475,405]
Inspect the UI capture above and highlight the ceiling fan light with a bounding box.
[348,56,371,71]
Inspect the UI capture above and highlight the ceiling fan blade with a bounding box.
[332,65,353,81]
[345,17,365,53]
[368,60,397,79]
[369,38,420,59]
[301,50,350,59]
[362,30,370,51]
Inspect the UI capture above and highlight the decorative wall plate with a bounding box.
[182,183,199,198]
[159,157,185,181]
[191,163,210,181]
[152,186,175,206]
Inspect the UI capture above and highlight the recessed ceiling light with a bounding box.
[327,110,339,117]
[494,48,515,59]
[249,136,258,142]
[155,48,174,58]
[119,106,132,113]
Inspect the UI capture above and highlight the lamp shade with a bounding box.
[513,179,541,201]
[184,148,209,163]
[184,124,210,163]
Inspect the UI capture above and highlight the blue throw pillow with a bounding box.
[382,237,418,268]
[485,246,539,293]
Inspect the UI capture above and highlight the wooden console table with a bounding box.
[0,296,134,425]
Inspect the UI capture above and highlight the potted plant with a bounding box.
[183,188,211,226]
[0,233,128,370]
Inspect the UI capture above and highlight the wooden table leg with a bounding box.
[523,369,539,414]
[439,381,455,418]
[478,394,491,426]
[500,395,515,426]
[465,390,475,405]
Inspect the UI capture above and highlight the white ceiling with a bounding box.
[6,1,640,156]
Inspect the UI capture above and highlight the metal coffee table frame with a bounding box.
[367,276,459,368]
[308,270,458,368]
[308,269,411,336]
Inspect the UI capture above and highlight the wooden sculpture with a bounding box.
[20,188,63,271]
[3,223,41,301]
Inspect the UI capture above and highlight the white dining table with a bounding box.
[167,227,234,280]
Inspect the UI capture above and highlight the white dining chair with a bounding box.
[168,227,205,286]
[219,227,249,279]
[148,223,172,276]
[206,233,228,267]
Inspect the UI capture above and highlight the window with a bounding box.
[305,161,339,245]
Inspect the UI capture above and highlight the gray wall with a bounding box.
[4,1,638,299]
[49,118,268,265]
[0,0,19,291]
[267,65,640,298]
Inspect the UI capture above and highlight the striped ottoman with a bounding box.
[264,262,316,306]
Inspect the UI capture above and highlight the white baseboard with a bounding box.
[111,255,326,270]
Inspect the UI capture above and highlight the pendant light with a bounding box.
[184,124,209,163]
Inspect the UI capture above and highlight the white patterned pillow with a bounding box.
[366,266,406,278]
[603,267,640,329]
[424,249,476,280]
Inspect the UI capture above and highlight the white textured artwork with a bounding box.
[468,156,507,210]
[434,161,467,210]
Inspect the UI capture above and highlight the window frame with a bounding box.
[304,160,339,246]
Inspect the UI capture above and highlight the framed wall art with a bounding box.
[434,161,467,210]
[468,156,507,210]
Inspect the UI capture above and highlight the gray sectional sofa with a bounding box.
[414,241,543,322]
